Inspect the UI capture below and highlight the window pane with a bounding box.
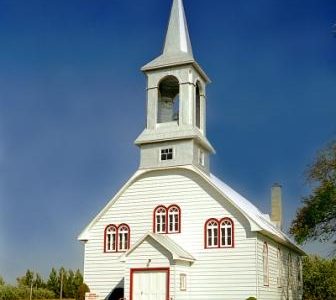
[174,214,179,231]
[112,234,115,250]
[208,229,212,246]
[119,233,123,250]
[125,233,129,249]
[227,228,232,245]
[156,216,160,232]
[161,148,173,160]
[107,234,111,250]
[162,215,166,231]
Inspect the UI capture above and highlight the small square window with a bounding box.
[161,148,173,161]
[180,274,187,291]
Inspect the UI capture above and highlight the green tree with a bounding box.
[47,268,59,296]
[17,269,34,287]
[34,273,45,289]
[73,270,83,293]
[65,269,83,298]
[290,141,336,246]
[0,276,4,286]
[64,270,74,298]
[58,267,67,298]
[302,256,336,300]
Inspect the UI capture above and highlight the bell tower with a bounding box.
[135,0,215,173]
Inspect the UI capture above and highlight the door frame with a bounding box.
[129,267,170,300]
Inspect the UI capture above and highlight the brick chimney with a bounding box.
[271,183,282,230]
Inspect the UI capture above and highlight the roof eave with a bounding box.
[141,60,211,84]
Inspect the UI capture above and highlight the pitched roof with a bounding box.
[125,232,195,263]
[209,174,305,254]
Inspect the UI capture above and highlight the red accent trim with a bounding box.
[103,223,130,253]
[167,204,181,233]
[117,223,131,252]
[204,217,235,249]
[153,204,181,234]
[103,224,117,253]
[153,205,167,233]
[130,268,170,300]
[204,218,219,249]
[219,217,235,248]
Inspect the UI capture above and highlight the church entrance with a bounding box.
[130,268,169,300]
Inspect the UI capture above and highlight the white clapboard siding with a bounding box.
[257,234,303,300]
[84,169,258,299]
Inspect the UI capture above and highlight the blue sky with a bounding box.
[0,0,335,283]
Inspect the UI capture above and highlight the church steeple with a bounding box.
[163,0,193,57]
[141,0,208,81]
[136,0,214,173]
[142,0,195,71]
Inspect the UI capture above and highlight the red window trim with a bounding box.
[167,204,181,233]
[153,205,167,234]
[204,217,235,249]
[219,217,235,248]
[130,268,170,300]
[204,218,219,249]
[104,224,117,253]
[117,223,131,252]
[103,223,130,253]
[153,204,181,234]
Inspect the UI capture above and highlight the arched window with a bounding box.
[154,206,167,233]
[104,224,130,253]
[195,82,201,129]
[263,242,269,286]
[220,218,233,247]
[168,205,180,233]
[277,247,282,287]
[205,219,219,248]
[154,205,181,234]
[118,224,130,251]
[105,225,117,252]
[158,76,180,123]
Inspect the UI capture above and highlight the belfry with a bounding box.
[135,0,214,173]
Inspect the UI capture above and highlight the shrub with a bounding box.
[0,285,19,300]
[33,288,55,299]
[0,285,55,300]
[246,297,257,300]
[76,283,90,300]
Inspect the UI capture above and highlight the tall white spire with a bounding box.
[142,0,201,73]
[163,0,193,57]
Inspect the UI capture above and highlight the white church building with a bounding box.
[78,1,305,299]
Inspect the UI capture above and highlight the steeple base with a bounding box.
[138,139,210,174]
